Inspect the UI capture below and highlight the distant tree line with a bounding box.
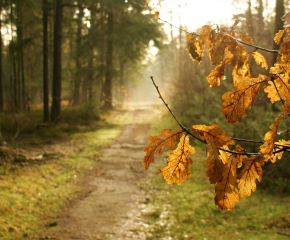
[0,0,163,121]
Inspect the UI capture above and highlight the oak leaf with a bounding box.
[233,17,251,27]
[210,41,226,66]
[219,145,231,164]
[214,157,240,211]
[251,52,268,70]
[274,139,290,160]
[237,155,264,200]
[274,30,285,44]
[264,74,290,114]
[204,140,224,184]
[143,129,182,170]
[221,74,269,124]
[192,124,235,147]
[206,62,226,88]
[186,33,202,63]
[159,134,196,185]
[232,145,248,168]
[260,113,285,162]
[154,11,159,21]
[239,31,254,44]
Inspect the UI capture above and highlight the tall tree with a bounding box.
[273,0,285,64]
[43,0,49,121]
[51,0,63,121]
[0,0,3,112]
[102,7,114,109]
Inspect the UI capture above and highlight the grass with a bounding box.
[0,107,131,239]
[141,112,290,240]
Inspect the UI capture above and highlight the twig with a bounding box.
[271,75,285,105]
[151,76,263,156]
[277,232,290,237]
[158,17,278,53]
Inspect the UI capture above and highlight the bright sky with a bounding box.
[149,0,277,35]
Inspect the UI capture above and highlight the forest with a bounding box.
[0,0,290,239]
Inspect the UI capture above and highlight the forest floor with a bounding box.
[43,103,157,240]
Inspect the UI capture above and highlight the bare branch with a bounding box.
[158,17,278,53]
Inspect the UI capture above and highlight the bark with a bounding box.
[51,0,63,121]
[0,0,3,112]
[73,6,83,105]
[88,7,95,101]
[11,5,18,112]
[102,9,114,109]
[272,0,285,65]
[43,0,49,122]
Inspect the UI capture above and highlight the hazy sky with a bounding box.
[149,0,277,35]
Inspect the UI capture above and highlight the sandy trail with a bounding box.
[49,107,153,240]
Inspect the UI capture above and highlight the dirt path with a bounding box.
[49,107,153,240]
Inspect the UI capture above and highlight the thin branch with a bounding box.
[271,75,285,105]
[231,137,264,144]
[151,76,264,156]
[158,17,278,53]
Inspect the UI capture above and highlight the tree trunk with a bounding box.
[102,9,113,109]
[43,0,49,122]
[0,0,3,112]
[272,0,285,65]
[51,0,63,121]
[73,6,83,105]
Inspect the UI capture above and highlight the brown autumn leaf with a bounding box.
[260,113,285,162]
[192,124,235,147]
[154,11,159,21]
[204,140,224,184]
[219,145,231,164]
[232,145,248,168]
[274,139,290,160]
[159,134,196,185]
[206,62,227,88]
[237,155,264,200]
[221,74,269,124]
[143,129,182,170]
[264,73,290,114]
[186,33,202,63]
[274,30,285,44]
[233,17,251,27]
[214,157,240,211]
[251,52,268,70]
[239,31,254,44]
[210,41,227,66]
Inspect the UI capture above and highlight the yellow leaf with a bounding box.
[143,129,182,170]
[264,74,290,114]
[238,155,264,200]
[251,52,268,70]
[260,113,285,162]
[154,11,159,21]
[210,41,226,65]
[233,17,251,27]
[214,157,240,211]
[204,140,224,184]
[159,135,196,185]
[186,34,202,63]
[274,30,285,44]
[206,63,226,88]
[274,140,290,160]
[192,124,235,147]
[232,145,248,168]
[239,31,254,44]
[221,75,269,124]
[219,145,231,164]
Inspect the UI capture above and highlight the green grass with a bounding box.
[0,108,127,240]
[141,113,290,240]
